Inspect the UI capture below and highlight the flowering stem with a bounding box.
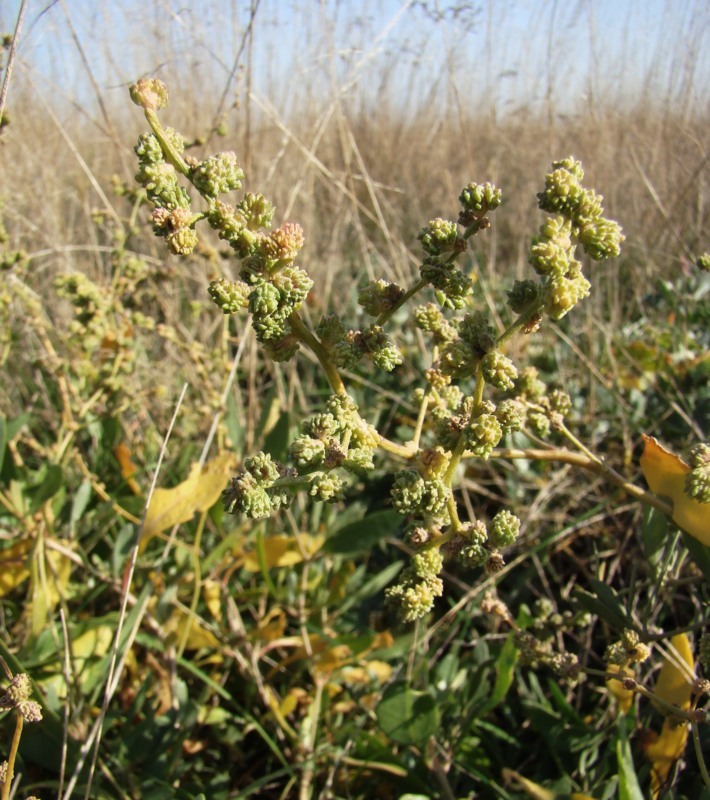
[497,301,544,348]
[143,108,191,176]
[2,713,23,800]
[288,312,347,397]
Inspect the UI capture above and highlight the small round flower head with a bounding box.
[391,470,432,515]
[262,222,305,265]
[166,226,198,255]
[415,447,450,480]
[697,253,710,272]
[459,182,502,216]
[543,261,591,320]
[239,192,275,230]
[489,509,521,547]
[343,446,375,473]
[130,78,169,110]
[507,280,543,313]
[529,237,570,277]
[325,394,361,430]
[358,279,405,316]
[517,366,546,400]
[207,200,247,242]
[485,549,505,574]
[466,413,502,460]
[332,335,364,369]
[1,673,31,707]
[481,352,518,391]
[208,277,250,314]
[248,280,281,316]
[414,303,446,334]
[439,339,476,380]
[18,700,43,722]
[302,412,340,440]
[548,389,572,418]
[418,218,460,257]
[437,269,474,309]
[360,325,403,371]
[136,161,190,210]
[411,547,444,579]
[308,473,345,502]
[134,132,165,164]
[191,151,244,197]
[527,409,551,438]
[685,443,710,503]
[579,217,624,260]
[537,158,586,217]
[385,575,443,623]
[273,266,313,311]
[223,472,272,518]
[495,399,526,434]
[459,311,497,357]
[289,435,326,468]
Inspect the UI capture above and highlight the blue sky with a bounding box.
[3,0,709,119]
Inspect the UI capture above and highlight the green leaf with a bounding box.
[323,509,401,556]
[376,681,439,747]
[617,720,645,800]
[26,464,64,510]
[263,410,290,462]
[574,579,634,631]
[478,633,517,715]
[225,392,244,453]
[70,480,93,526]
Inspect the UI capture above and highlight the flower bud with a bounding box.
[129,78,169,110]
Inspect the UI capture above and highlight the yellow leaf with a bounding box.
[639,435,710,545]
[642,720,688,797]
[141,453,235,547]
[0,539,32,597]
[641,633,694,798]
[606,664,634,714]
[253,607,286,643]
[241,532,325,571]
[202,578,222,622]
[71,624,114,672]
[654,633,693,712]
[163,605,220,651]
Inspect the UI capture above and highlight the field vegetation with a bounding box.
[0,2,708,798]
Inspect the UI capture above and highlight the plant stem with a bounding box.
[144,108,191,176]
[2,713,23,800]
[288,312,346,397]
[491,447,673,516]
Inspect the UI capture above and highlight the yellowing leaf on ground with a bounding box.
[141,453,235,547]
[0,538,32,597]
[163,605,220,651]
[653,633,694,712]
[241,532,325,571]
[640,435,710,545]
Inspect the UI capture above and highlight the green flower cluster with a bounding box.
[329,324,403,372]
[385,546,445,623]
[684,442,710,503]
[458,511,520,569]
[525,157,624,319]
[358,279,406,316]
[131,78,311,362]
[223,453,292,519]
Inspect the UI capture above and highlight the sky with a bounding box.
[2,0,709,121]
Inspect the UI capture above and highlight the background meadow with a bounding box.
[0,1,708,798]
